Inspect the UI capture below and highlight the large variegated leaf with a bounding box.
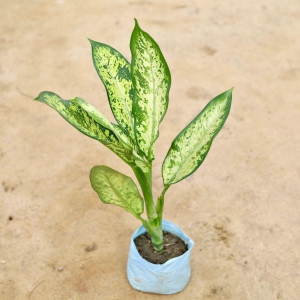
[162,88,233,185]
[73,97,115,132]
[89,39,135,141]
[74,97,134,150]
[130,19,171,161]
[90,165,144,217]
[134,156,151,175]
[110,123,134,150]
[35,91,133,163]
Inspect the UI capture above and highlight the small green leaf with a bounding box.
[162,88,233,185]
[130,19,171,161]
[35,91,134,163]
[89,39,135,141]
[90,165,144,217]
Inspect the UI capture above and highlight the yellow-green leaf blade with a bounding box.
[110,123,134,150]
[35,91,134,163]
[90,165,144,217]
[162,88,233,185]
[89,39,135,141]
[35,91,119,143]
[73,96,115,133]
[130,19,171,161]
[73,97,135,162]
[74,97,134,151]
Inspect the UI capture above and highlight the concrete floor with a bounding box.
[1,0,300,299]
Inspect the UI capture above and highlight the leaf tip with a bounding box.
[133,18,143,32]
[88,38,97,46]
[90,164,100,174]
[34,91,45,101]
[225,87,233,101]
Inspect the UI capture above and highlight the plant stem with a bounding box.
[156,184,170,224]
[131,164,157,222]
[141,219,163,252]
[131,162,164,252]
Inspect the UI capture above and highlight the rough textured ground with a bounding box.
[1,0,300,299]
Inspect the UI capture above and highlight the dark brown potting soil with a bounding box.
[134,231,188,264]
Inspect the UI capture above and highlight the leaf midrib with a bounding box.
[144,33,157,157]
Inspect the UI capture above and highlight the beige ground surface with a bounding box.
[1,0,300,299]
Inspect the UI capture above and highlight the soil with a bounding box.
[134,231,188,264]
[1,1,300,299]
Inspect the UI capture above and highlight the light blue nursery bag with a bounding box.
[127,220,194,294]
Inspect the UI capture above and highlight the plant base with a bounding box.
[134,230,188,264]
[127,220,194,294]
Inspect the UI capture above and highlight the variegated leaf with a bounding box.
[74,97,134,150]
[110,123,134,150]
[130,19,171,161]
[35,91,133,163]
[73,96,115,132]
[90,165,144,217]
[134,156,151,175]
[89,39,135,141]
[162,88,233,185]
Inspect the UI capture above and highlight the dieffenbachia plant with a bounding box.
[35,19,232,252]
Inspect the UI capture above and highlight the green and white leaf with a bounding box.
[110,123,134,150]
[89,39,135,141]
[90,165,144,217]
[133,154,151,175]
[74,97,134,150]
[130,19,171,161]
[162,88,233,185]
[73,96,115,132]
[35,91,133,163]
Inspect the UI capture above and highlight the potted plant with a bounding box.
[35,19,232,294]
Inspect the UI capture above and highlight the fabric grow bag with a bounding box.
[127,220,194,294]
